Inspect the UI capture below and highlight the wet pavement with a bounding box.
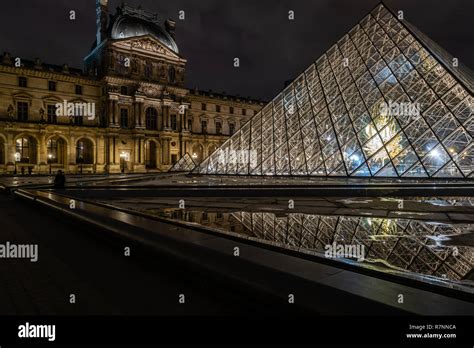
[0,194,300,315]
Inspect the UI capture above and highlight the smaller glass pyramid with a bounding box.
[169,153,196,172]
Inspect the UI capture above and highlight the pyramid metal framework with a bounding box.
[233,211,473,281]
[169,153,196,172]
[195,3,473,178]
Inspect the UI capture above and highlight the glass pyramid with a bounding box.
[169,153,196,172]
[195,3,473,178]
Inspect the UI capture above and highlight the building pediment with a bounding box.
[112,35,183,61]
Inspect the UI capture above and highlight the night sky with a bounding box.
[0,0,472,101]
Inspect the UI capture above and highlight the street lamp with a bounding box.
[78,156,84,175]
[14,152,20,175]
[47,153,54,175]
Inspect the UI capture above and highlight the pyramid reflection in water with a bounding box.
[232,212,473,282]
[195,4,473,178]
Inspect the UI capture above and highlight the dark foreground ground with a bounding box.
[0,194,301,316]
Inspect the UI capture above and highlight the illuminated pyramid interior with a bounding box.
[169,152,196,172]
[195,3,473,178]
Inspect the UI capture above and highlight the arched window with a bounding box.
[192,144,204,163]
[76,138,93,164]
[47,137,66,164]
[15,136,37,163]
[145,107,158,130]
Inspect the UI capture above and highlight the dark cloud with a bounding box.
[0,0,472,100]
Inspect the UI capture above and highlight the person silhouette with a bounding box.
[54,170,66,189]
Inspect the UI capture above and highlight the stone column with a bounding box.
[162,138,170,165]
[134,98,145,128]
[162,105,170,129]
[68,135,76,165]
[97,135,105,165]
[108,99,114,126]
[133,102,138,128]
[39,133,47,166]
[113,101,119,126]
[139,138,144,164]
[113,136,117,164]
[7,133,15,164]
[140,102,145,127]
[107,136,115,165]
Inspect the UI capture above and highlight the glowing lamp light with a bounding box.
[120,151,130,161]
[14,152,21,162]
[192,153,198,159]
[430,149,440,158]
[350,154,359,161]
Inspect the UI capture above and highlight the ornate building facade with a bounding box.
[0,1,263,174]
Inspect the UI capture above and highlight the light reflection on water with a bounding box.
[155,208,473,289]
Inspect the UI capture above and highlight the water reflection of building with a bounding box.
[0,1,263,174]
[166,209,246,233]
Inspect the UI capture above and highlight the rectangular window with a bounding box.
[120,108,129,128]
[47,105,57,124]
[242,108,247,116]
[229,106,234,114]
[48,81,56,91]
[216,105,221,112]
[120,86,128,95]
[215,121,222,135]
[144,64,152,79]
[201,120,207,134]
[229,123,235,135]
[19,77,27,88]
[187,119,192,131]
[17,102,28,121]
[170,115,177,130]
[201,103,206,111]
[75,85,82,95]
[74,115,83,126]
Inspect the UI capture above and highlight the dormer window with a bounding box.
[19,77,27,88]
[48,81,56,91]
